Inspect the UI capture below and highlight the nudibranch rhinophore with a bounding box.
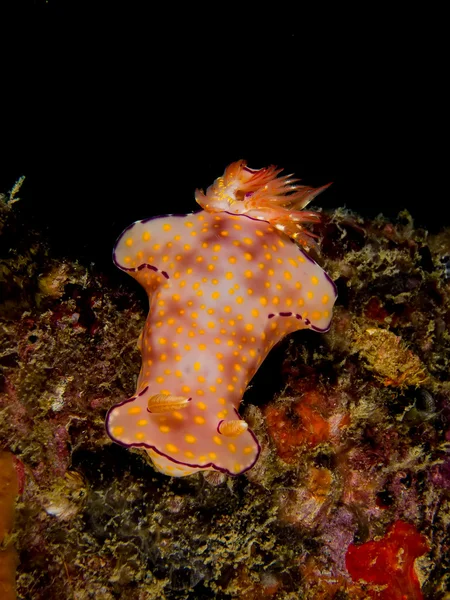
[106,161,337,477]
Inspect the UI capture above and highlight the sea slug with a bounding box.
[106,161,337,477]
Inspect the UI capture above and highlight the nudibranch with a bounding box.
[106,161,337,477]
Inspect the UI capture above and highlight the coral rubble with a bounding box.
[1,188,449,598]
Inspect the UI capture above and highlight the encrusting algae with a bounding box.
[0,452,19,600]
[0,168,449,599]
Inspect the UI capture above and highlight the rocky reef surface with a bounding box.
[1,186,449,599]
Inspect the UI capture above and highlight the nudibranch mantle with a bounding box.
[106,161,337,477]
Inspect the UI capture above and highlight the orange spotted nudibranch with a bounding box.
[106,161,337,477]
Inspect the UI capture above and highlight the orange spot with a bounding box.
[263,391,330,463]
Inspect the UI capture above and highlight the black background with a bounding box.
[2,3,446,270]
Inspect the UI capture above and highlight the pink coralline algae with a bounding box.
[106,161,337,476]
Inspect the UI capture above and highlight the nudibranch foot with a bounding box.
[106,161,337,477]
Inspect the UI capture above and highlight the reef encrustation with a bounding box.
[1,179,449,598]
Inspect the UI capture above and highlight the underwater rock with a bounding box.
[1,175,449,599]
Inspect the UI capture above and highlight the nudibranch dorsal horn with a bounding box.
[147,394,191,413]
[106,160,337,478]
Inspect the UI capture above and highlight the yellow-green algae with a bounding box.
[1,188,449,598]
